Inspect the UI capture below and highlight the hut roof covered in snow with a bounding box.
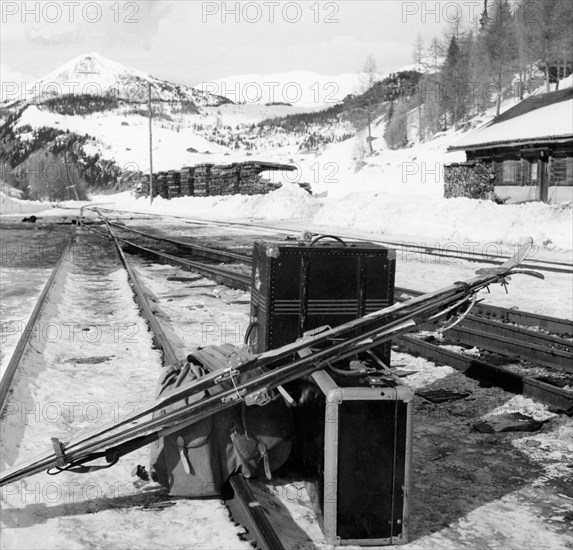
[449,88,573,152]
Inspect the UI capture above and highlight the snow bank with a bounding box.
[0,192,54,215]
[97,184,573,252]
[315,194,573,250]
[110,183,320,221]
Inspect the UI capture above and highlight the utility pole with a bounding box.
[148,82,154,205]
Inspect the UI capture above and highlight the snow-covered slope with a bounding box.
[5,53,231,107]
[198,70,385,108]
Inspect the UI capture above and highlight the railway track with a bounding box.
[102,217,572,363]
[0,224,283,550]
[89,207,573,275]
[3,214,570,547]
[98,218,285,549]
[0,228,76,405]
[94,212,573,412]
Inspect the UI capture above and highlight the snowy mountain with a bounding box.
[4,53,231,108]
[198,71,386,108]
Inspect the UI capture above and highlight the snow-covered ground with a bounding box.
[1,56,572,550]
[4,178,572,253]
[0,221,571,549]
[0,231,251,550]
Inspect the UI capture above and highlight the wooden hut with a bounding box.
[446,88,573,204]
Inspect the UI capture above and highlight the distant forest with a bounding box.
[411,0,570,129]
[262,0,572,150]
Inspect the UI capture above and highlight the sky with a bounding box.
[0,1,467,87]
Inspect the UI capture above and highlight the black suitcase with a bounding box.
[295,367,413,545]
[249,235,396,365]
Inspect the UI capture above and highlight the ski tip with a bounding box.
[521,237,534,259]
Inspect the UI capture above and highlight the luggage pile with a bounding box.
[134,162,302,199]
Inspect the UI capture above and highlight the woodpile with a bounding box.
[444,162,494,199]
[210,164,240,195]
[156,172,168,198]
[137,174,150,198]
[135,162,303,200]
[180,167,194,196]
[193,164,212,196]
[167,170,181,199]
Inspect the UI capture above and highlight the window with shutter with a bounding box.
[502,160,517,184]
[565,158,573,186]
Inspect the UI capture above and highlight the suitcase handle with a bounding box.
[309,235,347,247]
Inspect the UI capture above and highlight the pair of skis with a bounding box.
[0,239,540,487]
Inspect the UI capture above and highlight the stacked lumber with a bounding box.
[156,172,168,198]
[167,170,181,199]
[209,164,241,195]
[180,167,194,196]
[236,163,261,195]
[137,174,150,198]
[193,164,212,196]
[133,162,302,199]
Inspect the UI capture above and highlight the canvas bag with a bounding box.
[149,345,292,497]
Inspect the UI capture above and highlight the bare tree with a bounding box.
[413,35,425,141]
[357,55,379,154]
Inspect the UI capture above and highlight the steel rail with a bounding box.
[107,221,248,264]
[397,336,572,411]
[90,211,251,290]
[91,220,573,339]
[0,229,75,411]
[98,216,284,550]
[444,319,573,373]
[120,238,251,291]
[88,207,573,274]
[100,222,573,371]
[100,218,180,367]
[395,287,573,337]
[93,212,572,401]
[394,289,573,371]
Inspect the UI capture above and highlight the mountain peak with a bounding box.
[25,52,231,108]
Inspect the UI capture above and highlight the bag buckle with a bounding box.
[214,368,239,384]
[245,387,271,406]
